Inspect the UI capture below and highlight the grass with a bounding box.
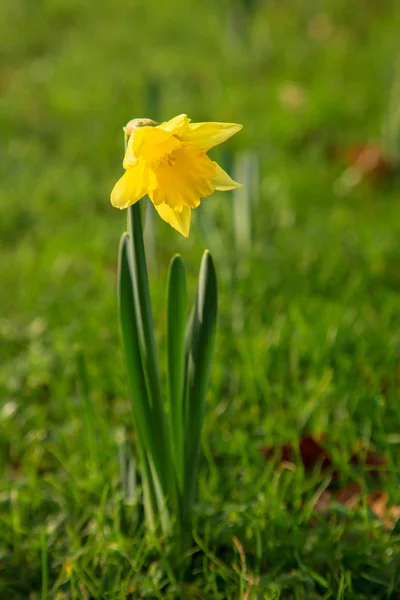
[1,0,400,597]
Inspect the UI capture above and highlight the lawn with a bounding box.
[1,0,400,597]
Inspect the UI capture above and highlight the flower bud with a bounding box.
[123,118,158,137]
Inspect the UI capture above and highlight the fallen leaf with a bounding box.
[313,487,400,529]
[335,482,362,509]
[368,490,388,519]
[350,450,388,478]
[333,142,396,190]
[261,443,292,462]
[261,435,331,473]
[314,490,332,513]
[348,144,393,178]
[262,436,388,482]
[388,506,400,527]
[264,437,395,528]
[299,435,332,471]
[368,490,400,530]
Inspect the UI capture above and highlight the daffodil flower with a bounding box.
[111,114,242,237]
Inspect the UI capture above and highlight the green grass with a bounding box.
[1,0,400,597]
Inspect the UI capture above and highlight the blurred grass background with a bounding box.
[1,0,400,597]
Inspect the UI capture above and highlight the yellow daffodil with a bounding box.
[111,114,242,237]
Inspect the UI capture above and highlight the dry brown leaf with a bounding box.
[299,436,332,471]
[335,143,395,187]
[262,435,332,473]
[368,490,388,519]
[350,450,389,478]
[368,490,400,530]
[314,490,332,513]
[335,482,362,509]
[262,436,388,484]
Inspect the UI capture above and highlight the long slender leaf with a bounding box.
[127,205,170,495]
[183,250,218,521]
[118,232,163,528]
[167,254,188,492]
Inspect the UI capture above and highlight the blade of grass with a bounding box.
[40,529,48,600]
[233,151,258,252]
[75,349,99,466]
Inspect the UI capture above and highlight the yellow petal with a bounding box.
[158,114,190,135]
[154,203,191,237]
[179,121,242,150]
[111,161,155,209]
[123,129,139,169]
[123,120,160,168]
[211,162,243,191]
[131,126,182,164]
[149,145,215,210]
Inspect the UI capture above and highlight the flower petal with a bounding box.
[123,129,139,169]
[179,121,242,150]
[154,203,191,237]
[111,161,155,209]
[149,145,215,210]
[158,114,190,135]
[211,162,243,191]
[131,126,182,165]
[123,120,160,168]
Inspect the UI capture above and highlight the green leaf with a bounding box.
[118,232,165,529]
[183,250,218,520]
[166,254,188,492]
[127,204,170,496]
